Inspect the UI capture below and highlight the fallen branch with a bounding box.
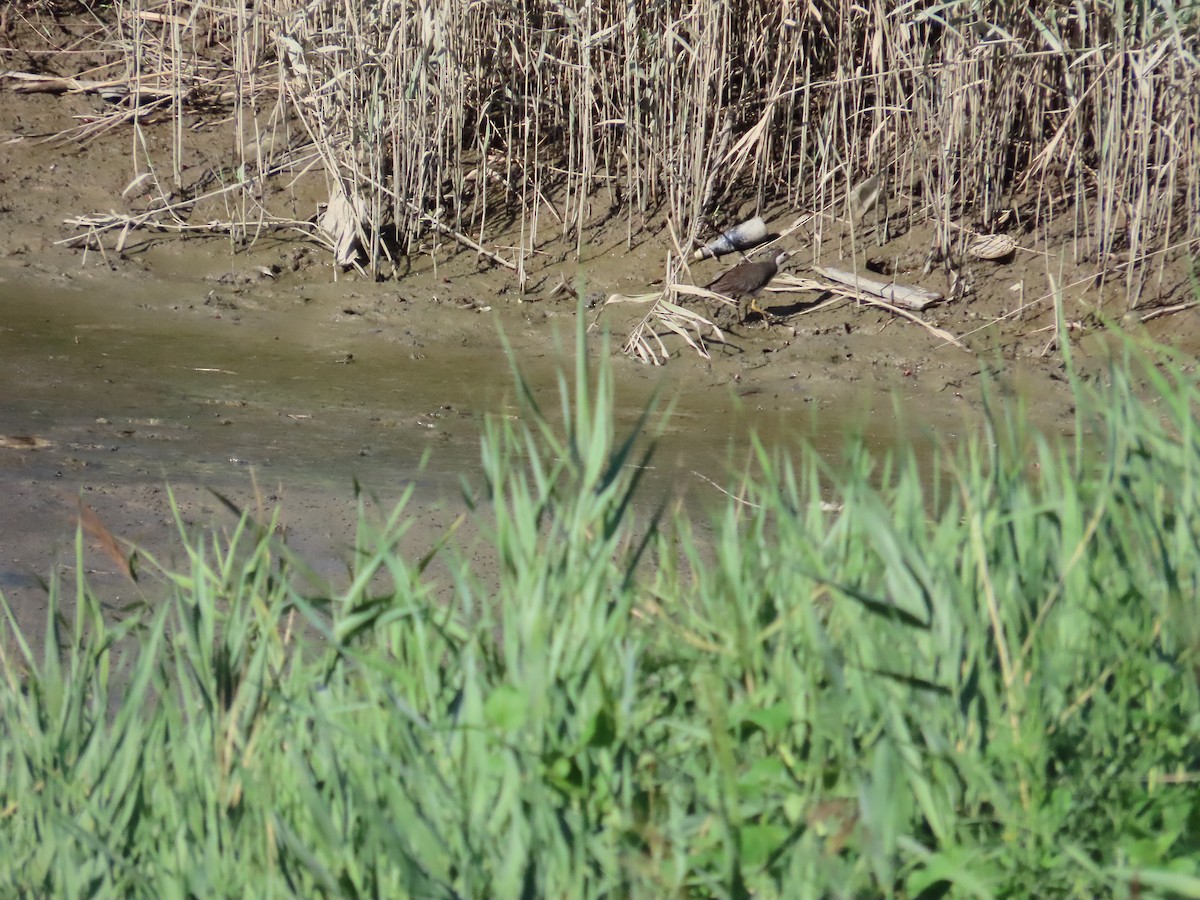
[59,144,327,251]
[2,71,114,95]
[61,212,319,241]
[814,265,943,311]
[858,296,970,352]
[407,202,518,272]
[1135,300,1199,323]
[1,70,183,103]
[795,270,969,351]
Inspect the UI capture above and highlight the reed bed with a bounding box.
[2,314,1199,896]
[31,0,1198,301]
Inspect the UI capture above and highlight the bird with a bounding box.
[705,250,788,322]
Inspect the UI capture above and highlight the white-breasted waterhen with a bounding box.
[706,250,788,322]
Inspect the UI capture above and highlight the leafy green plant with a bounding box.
[2,318,1199,897]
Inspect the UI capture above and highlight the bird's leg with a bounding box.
[739,297,772,323]
[742,297,784,326]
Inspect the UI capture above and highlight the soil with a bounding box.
[2,14,1198,640]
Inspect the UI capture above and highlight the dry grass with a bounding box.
[17,1,1200,313]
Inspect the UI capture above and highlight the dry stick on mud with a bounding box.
[814,265,943,311]
[61,212,318,241]
[862,298,971,353]
[58,143,331,249]
[1,72,136,95]
[354,170,522,273]
[405,204,518,273]
[795,270,969,352]
[1136,301,1200,323]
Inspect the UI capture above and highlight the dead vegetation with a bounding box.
[3,0,1199,356]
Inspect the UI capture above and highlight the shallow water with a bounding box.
[0,271,952,630]
[1,279,483,490]
[1,274,935,493]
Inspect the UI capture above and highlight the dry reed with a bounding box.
[26,1,1200,313]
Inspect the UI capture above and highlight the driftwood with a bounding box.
[794,268,969,352]
[814,266,943,311]
[0,71,179,103]
[2,72,114,95]
[1134,300,1199,324]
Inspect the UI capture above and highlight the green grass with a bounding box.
[2,318,1199,898]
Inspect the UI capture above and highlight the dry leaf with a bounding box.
[73,497,135,582]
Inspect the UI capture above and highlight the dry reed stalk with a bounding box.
[33,1,1198,336]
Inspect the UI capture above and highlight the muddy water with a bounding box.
[2,281,484,489]
[0,272,949,630]
[1,274,937,482]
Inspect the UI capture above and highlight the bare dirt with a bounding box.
[3,16,1198,640]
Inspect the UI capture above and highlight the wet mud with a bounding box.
[2,49,1194,639]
